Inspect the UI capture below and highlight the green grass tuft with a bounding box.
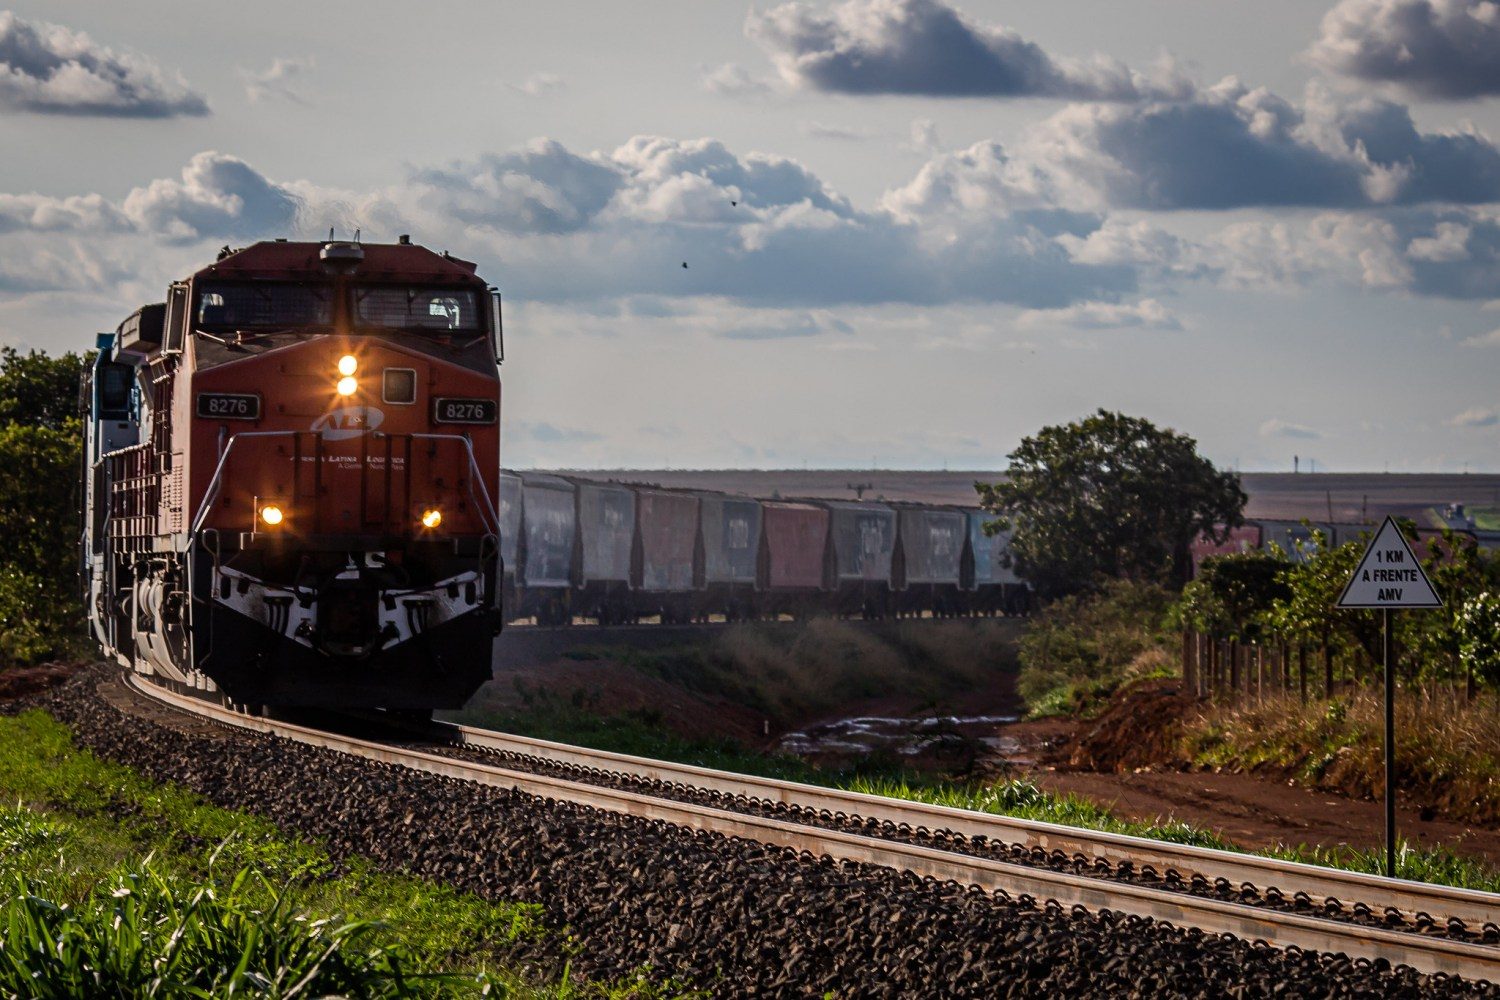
[0,710,705,999]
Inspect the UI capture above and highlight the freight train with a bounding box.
[81,239,506,710]
[496,473,1032,626]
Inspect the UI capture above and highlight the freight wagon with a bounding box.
[494,477,1029,624]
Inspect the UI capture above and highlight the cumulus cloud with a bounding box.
[0,11,207,116]
[0,192,129,234]
[1448,407,1499,426]
[408,140,623,234]
[1017,297,1181,330]
[1461,326,1500,345]
[1014,81,1500,210]
[746,0,1194,101]
[0,151,303,244]
[0,242,133,294]
[1309,0,1500,99]
[1194,206,1500,298]
[241,57,313,105]
[1260,419,1322,440]
[1055,218,1205,277]
[121,152,302,243]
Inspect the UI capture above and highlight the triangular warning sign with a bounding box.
[1337,516,1442,609]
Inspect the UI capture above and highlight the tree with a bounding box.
[1262,532,1371,690]
[976,409,1246,598]
[1457,592,1500,695]
[1175,551,1291,643]
[0,348,91,666]
[0,347,90,430]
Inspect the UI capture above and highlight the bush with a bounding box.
[1016,580,1175,713]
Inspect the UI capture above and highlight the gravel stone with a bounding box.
[10,668,1497,999]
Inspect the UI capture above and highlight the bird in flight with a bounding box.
[681,261,688,269]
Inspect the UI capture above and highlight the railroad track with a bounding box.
[126,674,1500,985]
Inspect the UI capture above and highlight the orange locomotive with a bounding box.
[81,238,505,710]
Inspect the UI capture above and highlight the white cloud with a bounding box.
[241,57,313,105]
[1460,326,1500,345]
[1009,80,1500,211]
[1448,406,1499,426]
[121,152,302,244]
[0,192,129,234]
[700,62,773,96]
[0,11,207,117]
[1017,297,1181,330]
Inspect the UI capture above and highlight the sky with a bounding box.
[1,0,1498,472]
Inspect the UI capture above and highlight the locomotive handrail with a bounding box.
[188,430,501,538]
[407,432,501,536]
[189,431,297,537]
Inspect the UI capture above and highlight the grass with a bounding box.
[1183,690,1500,827]
[1015,580,1178,719]
[841,776,1236,850]
[1467,506,1500,532]
[0,709,705,999]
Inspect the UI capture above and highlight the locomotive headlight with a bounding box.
[260,504,285,526]
[420,508,443,529]
[336,376,358,397]
[337,354,358,377]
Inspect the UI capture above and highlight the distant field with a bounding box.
[546,469,1500,526]
[1471,506,1500,531]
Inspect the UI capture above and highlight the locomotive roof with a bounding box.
[192,240,483,284]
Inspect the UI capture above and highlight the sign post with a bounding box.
[1336,516,1442,878]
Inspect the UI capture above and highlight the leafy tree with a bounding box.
[0,347,90,430]
[1457,592,1500,694]
[1263,532,1373,676]
[0,349,91,666]
[1403,529,1497,686]
[1174,551,1291,643]
[977,409,1246,598]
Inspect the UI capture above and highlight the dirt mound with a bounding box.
[1067,678,1195,773]
[0,661,83,702]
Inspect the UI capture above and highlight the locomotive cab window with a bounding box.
[195,283,331,330]
[355,287,479,333]
[97,363,134,420]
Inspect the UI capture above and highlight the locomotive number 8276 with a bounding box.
[80,238,505,711]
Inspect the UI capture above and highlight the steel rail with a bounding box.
[124,676,1498,983]
[429,719,1500,934]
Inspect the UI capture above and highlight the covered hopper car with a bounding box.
[82,239,506,710]
[496,478,1032,624]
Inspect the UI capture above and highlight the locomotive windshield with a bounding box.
[354,287,480,333]
[196,283,332,330]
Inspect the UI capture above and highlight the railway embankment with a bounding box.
[12,666,1491,997]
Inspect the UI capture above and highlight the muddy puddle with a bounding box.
[777,713,1022,761]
